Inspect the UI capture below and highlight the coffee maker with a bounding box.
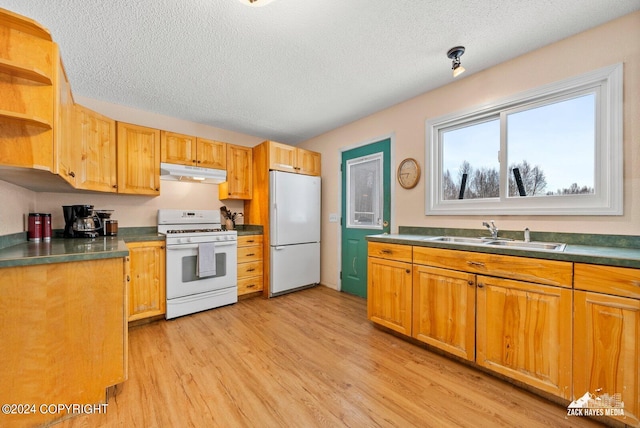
[62,205,103,238]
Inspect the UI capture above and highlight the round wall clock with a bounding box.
[397,158,421,189]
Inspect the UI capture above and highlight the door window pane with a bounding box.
[347,153,383,228]
[442,119,500,200]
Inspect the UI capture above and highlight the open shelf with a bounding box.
[0,58,51,84]
[0,109,52,128]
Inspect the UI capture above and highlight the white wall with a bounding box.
[299,11,640,290]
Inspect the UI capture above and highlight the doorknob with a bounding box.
[383,221,389,227]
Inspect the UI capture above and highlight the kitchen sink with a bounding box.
[484,240,566,251]
[427,236,566,252]
[428,236,491,244]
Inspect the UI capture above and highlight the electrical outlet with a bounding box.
[329,213,339,223]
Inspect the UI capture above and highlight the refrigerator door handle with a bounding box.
[274,246,285,250]
[272,202,277,245]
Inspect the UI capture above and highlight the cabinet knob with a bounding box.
[406,269,410,273]
[247,283,256,288]
[468,280,474,286]
[247,268,255,272]
[126,275,130,282]
[477,283,484,288]
[69,171,75,178]
[113,184,118,188]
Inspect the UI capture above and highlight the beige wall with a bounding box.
[299,11,640,290]
[1,98,263,234]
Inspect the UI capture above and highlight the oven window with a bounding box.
[181,253,227,282]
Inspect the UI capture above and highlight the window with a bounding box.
[427,63,623,215]
[346,152,383,228]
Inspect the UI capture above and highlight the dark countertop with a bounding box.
[367,232,640,269]
[0,225,265,268]
[0,227,165,268]
[0,237,129,268]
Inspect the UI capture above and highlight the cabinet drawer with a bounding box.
[238,275,263,295]
[238,234,263,247]
[368,242,412,263]
[413,246,572,288]
[574,263,640,299]
[238,245,263,262]
[238,260,263,278]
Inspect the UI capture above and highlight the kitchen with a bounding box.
[1,1,639,427]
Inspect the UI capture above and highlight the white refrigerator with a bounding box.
[269,170,321,297]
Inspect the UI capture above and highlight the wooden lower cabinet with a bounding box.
[574,263,640,426]
[476,275,572,399]
[367,254,412,336]
[0,258,127,427]
[237,235,264,296]
[412,265,476,361]
[127,241,166,321]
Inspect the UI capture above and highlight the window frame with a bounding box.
[426,63,623,216]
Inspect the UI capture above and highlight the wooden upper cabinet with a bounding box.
[160,131,196,166]
[116,122,161,195]
[160,132,227,170]
[0,9,55,170]
[196,138,226,169]
[219,144,252,200]
[267,140,321,176]
[54,54,76,185]
[74,104,117,192]
[268,141,297,173]
[296,148,321,176]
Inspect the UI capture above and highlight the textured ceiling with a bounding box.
[2,0,639,144]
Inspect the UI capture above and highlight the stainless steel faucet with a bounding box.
[482,220,498,239]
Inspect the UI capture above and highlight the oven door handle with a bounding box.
[166,242,237,250]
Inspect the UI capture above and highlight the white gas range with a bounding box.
[158,209,237,319]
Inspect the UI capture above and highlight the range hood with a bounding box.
[160,162,226,184]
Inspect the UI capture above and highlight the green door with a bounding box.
[341,138,391,297]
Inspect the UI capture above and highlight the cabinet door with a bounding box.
[54,56,77,185]
[413,265,476,360]
[160,131,196,166]
[296,148,321,176]
[75,105,117,192]
[116,122,161,195]
[574,290,640,426]
[476,275,572,399]
[268,140,297,173]
[127,241,166,321]
[196,138,226,169]
[220,144,252,199]
[367,256,412,336]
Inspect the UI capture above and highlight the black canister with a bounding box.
[28,213,42,241]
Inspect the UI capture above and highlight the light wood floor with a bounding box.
[57,286,602,428]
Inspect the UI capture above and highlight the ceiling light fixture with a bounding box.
[237,0,275,6]
[447,46,466,78]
